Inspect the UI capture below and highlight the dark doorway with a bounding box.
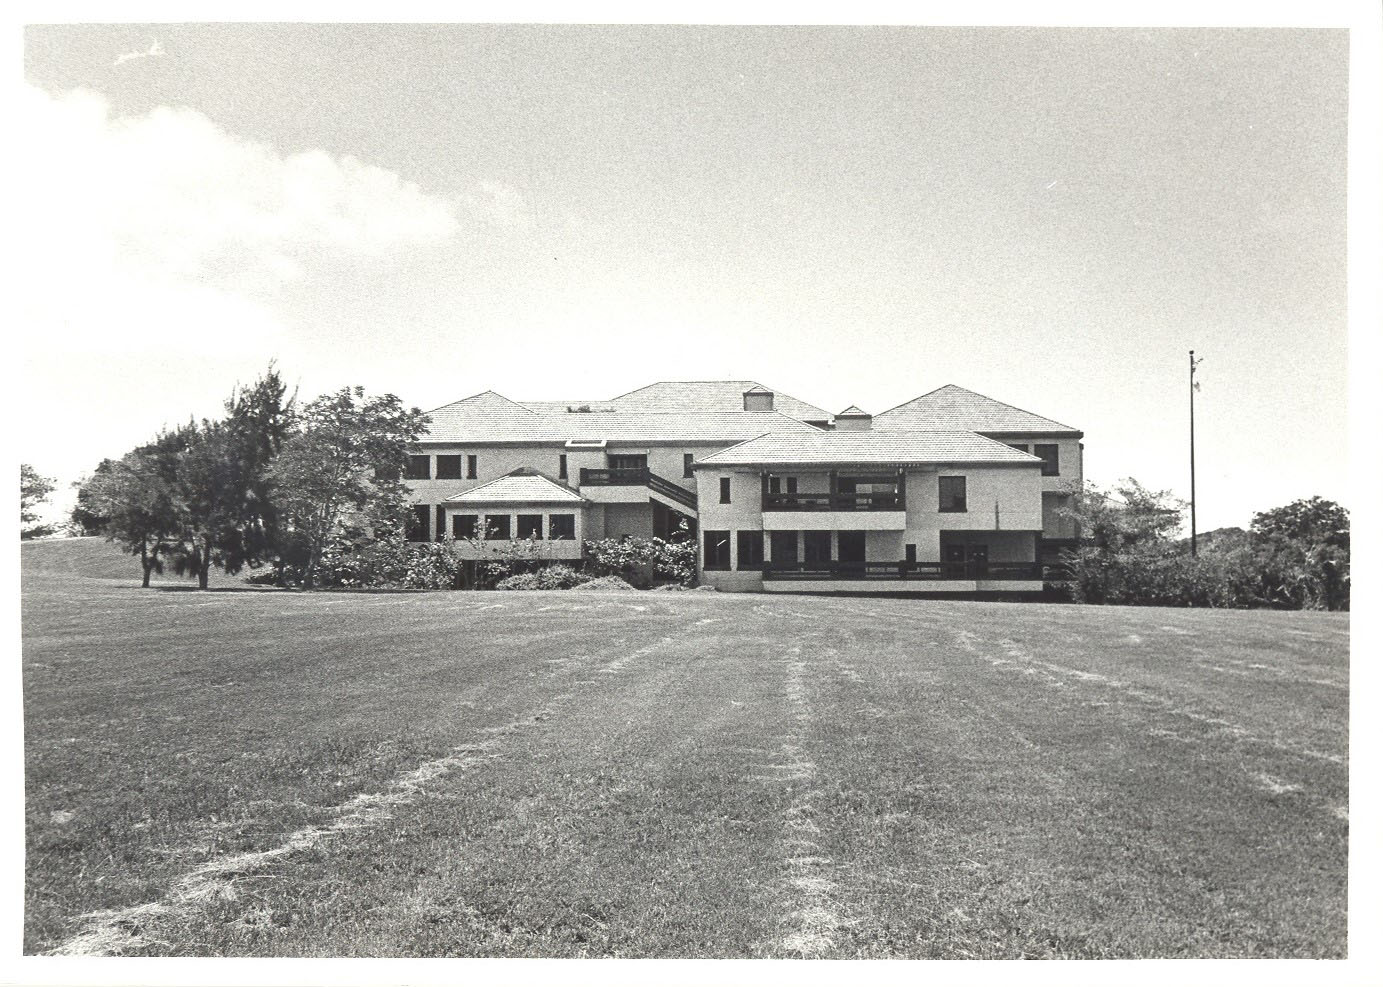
[770,530,799,566]
[838,531,866,573]
[967,546,989,578]
[803,531,832,564]
[943,543,966,578]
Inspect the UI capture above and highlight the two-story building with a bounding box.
[403,381,1082,592]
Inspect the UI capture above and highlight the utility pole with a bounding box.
[1189,350,1201,557]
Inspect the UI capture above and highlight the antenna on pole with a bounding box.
[1190,350,1201,557]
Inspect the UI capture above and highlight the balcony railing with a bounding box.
[760,561,1047,581]
[762,492,904,512]
[579,467,698,512]
[580,467,650,486]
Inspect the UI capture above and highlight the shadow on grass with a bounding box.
[139,584,439,595]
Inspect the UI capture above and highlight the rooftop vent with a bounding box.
[833,405,872,431]
[743,386,775,412]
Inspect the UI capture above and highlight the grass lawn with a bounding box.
[21,538,1349,958]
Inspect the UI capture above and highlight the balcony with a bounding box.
[578,467,698,512]
[762,491,904,511]
[761,561,1047,583]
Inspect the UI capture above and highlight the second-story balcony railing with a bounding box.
[580,467,651,486]
[762,491,904,511]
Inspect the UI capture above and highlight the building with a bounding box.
[404,382,1082,592]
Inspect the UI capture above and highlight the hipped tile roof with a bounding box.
[873,385,1079,435]
[420,407,820,444]
[442,469,586,504]
[696,429,1044,467]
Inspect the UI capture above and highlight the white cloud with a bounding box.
[16,85,463,355]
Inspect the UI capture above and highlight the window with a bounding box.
[1007,443,1029,454]
[517,514,543,540]
[803,530,832,562]
[466,455,478,479]
[905,544,917,563]
[786,477,798,494]
[558,454,567,480]
[406,504,430,542]
[405,455,431,480]
[939,476,967,513]
[1034,444,1059,476]
[769,476,781,494]
[683,453,695,478]
[719,477,731,504]
[436,455,462,480]
[485,514,510,540]
[549,514,576,540]
[435,506,447,542]
[737,530,764,570]
[703,530,731,570]
[452,514,478,540]
[770,530,798,563]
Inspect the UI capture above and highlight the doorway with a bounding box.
[838,531,866,573]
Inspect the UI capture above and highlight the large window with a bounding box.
[436,455,462,479]
[517,514,543,540]
[684,453,695,478]
[466,455,478,479]
[736,530,764,570]
[939,476,967,513]
[485,514,510,540]
[719,477,731,504]
[1034,444,1059,476]
[405,455,431,480]
[803,530,832,562]
[549,514,576,540]
[770,531,798,564]
[452,514,478,540]
[406,504,430,541]
[435,506,446,542]
[703,530,731,570]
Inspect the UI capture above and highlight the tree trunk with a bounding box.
[198,535,211,590]
[141,542,153,588]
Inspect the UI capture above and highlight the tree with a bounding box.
[1061,479,1186,553]
[269,386,430,588]
[1251,497,1349,551]
[78,436,184,587]
[20,464,57,540]
[70,459,116,536]
[167,367,297,589]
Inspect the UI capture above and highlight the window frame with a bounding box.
[939,475,968,513]
[736,530,765,570]
[435,454,462,480]
[703,530,731,571]
[405,455,431,481]
[484,514,511,540]
[558,454,568,480]
[516,514,544,540]
[466,455,478,479]
[452,514,478,540]
[406,503,430,542]
[719,477,731,504]
[683,453,695,478]
[1034,444,1060,476]
[548,514,576,540]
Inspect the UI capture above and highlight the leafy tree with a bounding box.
[78,435,184,587]
[20,464,57,540]
[1061,479,1185,552]
[69,459,116,536]
[269,386,430,588]
[1251,497,1349,551]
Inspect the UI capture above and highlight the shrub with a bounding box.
[584,524,697,588]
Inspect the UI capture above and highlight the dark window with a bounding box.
[558,454,567,479]
[1034,444,1059,476]
[609,454,647,470]
[517,514,543,540]
[683,453,695,478]
[1007,443,1029,454]
[769,476,781,494]
[905,543,917,563]
[453,514,477,539]
[737,530,764,570]
[485,514,510,540]
[435,506,446,542]
[803,530,832,562]
[786,477,798,494]
[770,531,798,563]
[436,455,462,480]
[405,455,431,480]
[406,504,430,541]
[719,477,731,504]
[939,476,967,513]
[466,455,478,479]
[703,530,731,570]
[549,514,576,540]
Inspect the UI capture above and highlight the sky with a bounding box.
[17,22,1352,533]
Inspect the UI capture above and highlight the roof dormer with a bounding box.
[743,386,775,412]
[833,405,872,431]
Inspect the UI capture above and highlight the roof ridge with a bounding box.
[425,389,540,416]
[876,384,1076,431]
